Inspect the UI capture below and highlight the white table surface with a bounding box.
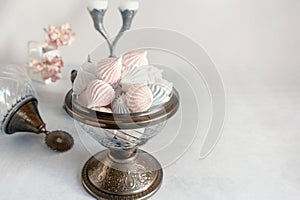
[0,66,299,200]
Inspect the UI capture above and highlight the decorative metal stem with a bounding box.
[88,8,137,57]
[111,9,137,56]
[88,9,113,56]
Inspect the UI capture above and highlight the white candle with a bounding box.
[88,0,108,11]
[119,0,139,11]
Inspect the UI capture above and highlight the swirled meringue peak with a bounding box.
[81,62,97,75]
[122,50,149,78]
[149,84,172,108]
[120,65,163,91]
[123,50,149,68]
[154,78,173,96]
[86,80,115,109]
[112,94,131,114]
[97,57,122,85]
[125,84,153,113]
[73,70,97,95]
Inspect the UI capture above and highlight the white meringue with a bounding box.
[73,70,97,95]
[120,65,163,91]
[112,95,131,114]
[149,84,171,108]
[81,61,97,75]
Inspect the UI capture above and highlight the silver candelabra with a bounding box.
[88,7,137,57]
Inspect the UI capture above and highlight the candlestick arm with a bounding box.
[111,9,137,56]
[89,9,114,56]
[88,8,138,57]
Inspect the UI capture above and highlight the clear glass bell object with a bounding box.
[0,75,36,133]
[0,65,32,83]
[0,65,35,132]
[0,65,74,152]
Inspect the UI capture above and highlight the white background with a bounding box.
[0,0,300,199]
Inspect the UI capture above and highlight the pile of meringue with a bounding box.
[73,50,173,114]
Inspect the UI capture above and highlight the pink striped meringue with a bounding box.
[97,57,122,85]
[86,80,115,109]
[123,50,149,68]
[122,50,149,78]
[125,84,153,113]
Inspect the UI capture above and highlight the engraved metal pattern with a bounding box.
[82,149,163,200]
[88,163,153,194]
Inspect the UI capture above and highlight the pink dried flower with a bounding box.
[44,23,75,48]
[44,26,62,48]
[28,59,44,72]
[28,56,64,82]
[45,55,64,68]
[60,23,75,46]
[28,23,75,83]
[44,55,64,81]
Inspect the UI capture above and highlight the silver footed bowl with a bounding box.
[64,71,179,200]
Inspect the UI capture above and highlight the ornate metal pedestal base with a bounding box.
[82,149,163,200]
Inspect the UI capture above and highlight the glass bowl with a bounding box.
[64,86,179,150]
